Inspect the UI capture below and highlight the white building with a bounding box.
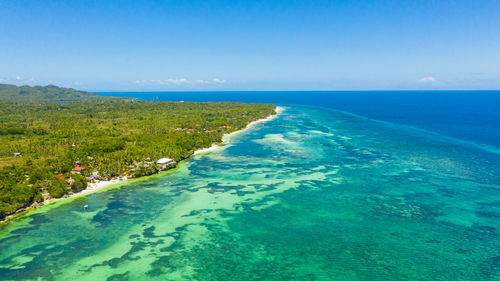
[157,158,174,165]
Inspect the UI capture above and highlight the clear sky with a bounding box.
[1,0,499,91]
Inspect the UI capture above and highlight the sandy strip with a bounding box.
[3,106,284,219]
[61,107,283,200]
[193,106,284,155]
[192,144,220,155]
[85,177,128,192]
[62,107,282,198]
[37,177,130,207]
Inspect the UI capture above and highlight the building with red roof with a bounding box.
[72,164,86,173]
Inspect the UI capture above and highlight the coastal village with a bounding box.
[29,115,274,209]
[24,125,235,204]
[0,86,277,222]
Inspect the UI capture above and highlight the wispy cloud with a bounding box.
[135,78,190,85]
[417,76,437,83]
[25,77,38,83]
[213,78,226,84]
[134,78,227,87]
[164,78,188,85]
[1,76,43,85]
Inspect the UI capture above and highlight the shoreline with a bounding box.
[2,177,131,223]
[193,106,283,155]
[1,106,283,224]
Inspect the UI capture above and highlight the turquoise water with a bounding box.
[100,90,500,148]
[1,105,499,280]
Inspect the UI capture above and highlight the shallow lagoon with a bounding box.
[0,105,499,280]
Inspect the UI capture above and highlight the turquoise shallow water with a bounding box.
[0,105,499,280]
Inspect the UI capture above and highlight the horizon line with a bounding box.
[92,89,500,93]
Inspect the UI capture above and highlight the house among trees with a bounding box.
[72,163,86,174]
[14,152,21,156]
[157,158,174,166]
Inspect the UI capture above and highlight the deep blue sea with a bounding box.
[99,91,500,149]
[1,91,499,280]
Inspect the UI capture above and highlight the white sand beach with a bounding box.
[193,106,284,155]
[17,106,284,213]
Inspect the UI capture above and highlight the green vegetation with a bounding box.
[0,83,120,102]
[0,84,276,220]
[0,183,43,217]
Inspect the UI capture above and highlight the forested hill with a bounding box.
[0,83,120,102]
[0,90,276,221]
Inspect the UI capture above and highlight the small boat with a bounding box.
[165,181,172,186]
[83,205,89,210]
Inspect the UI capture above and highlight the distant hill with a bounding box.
[0,84,119,102]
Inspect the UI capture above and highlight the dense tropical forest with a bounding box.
[0,84,276,220]
[0,83,118,102]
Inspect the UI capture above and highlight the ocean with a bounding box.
[101,91,500,149]
[0,91,499,280]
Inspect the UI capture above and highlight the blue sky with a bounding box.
[0,0,499,91]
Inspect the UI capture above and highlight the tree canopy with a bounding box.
[0,83,121,102]
[0,85,276,220]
